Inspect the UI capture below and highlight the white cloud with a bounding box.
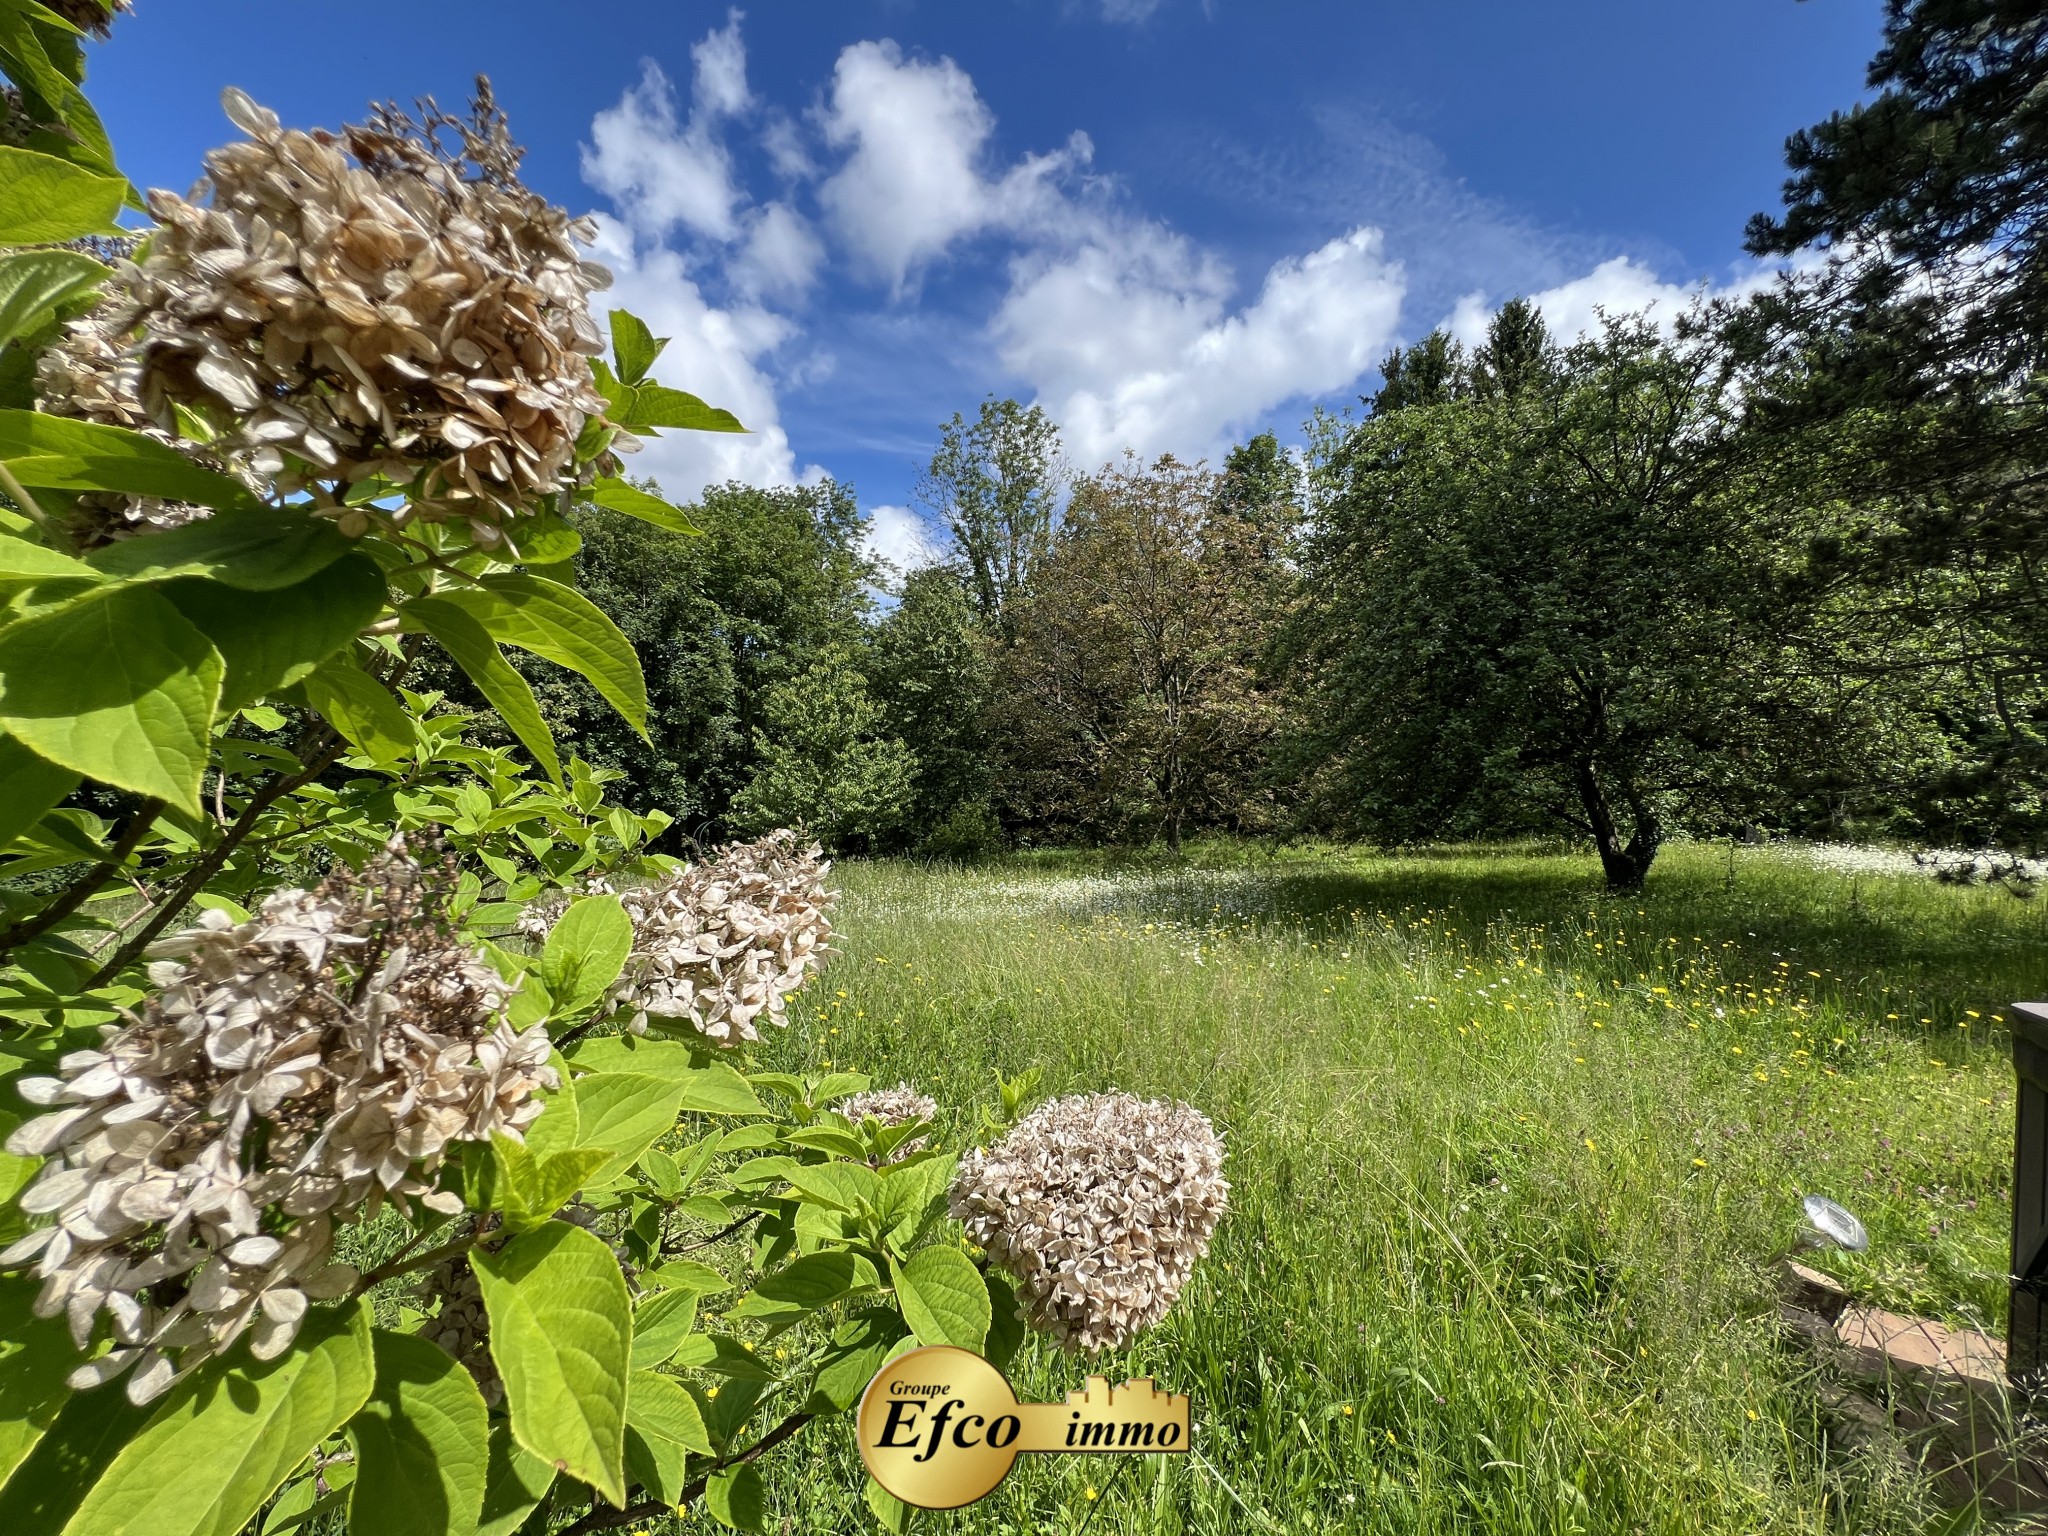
[583,59,742,242]
[584,216,805,496]
[998,226,1406,465]
[1445,255,1788,350]
[690,9,751,118]
[817,40,1090,289]
[860,503,945,576]
[733,201,825,301]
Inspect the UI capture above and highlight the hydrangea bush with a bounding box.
[0,14,1228,1536]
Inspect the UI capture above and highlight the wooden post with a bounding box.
[2010,1002,2048,1382]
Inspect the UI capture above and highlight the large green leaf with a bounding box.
[537,894,633,1013]
[87,506,353,590]
[730,1252,862,1329]
[783,1160,879,1216]
[62,1300,376,1536]
[626,1369,710,1455]
[346,1329,489,1536]
[403,598,560,783]
[298,659,414,766]
[0,732,78,848]
[162,555,387,713]
[426,574,647,737]
[891,1247,990,1353]
[0,145,121,242]
[607,310,667,386]
[0,1372,151,1533]
[0,583,221,811]
[628,1290,698,1370]
[0,4,120,181]
[0,1273,79,1488]
[569,1073,689,1188]
[615,385,745,435]
[472,1222,631,1508]
[808,1311,911,1413]
[0,249,103,350]
[565,1039,767,1117]
[488,1132,608,1235]
[0,528,97,584]
[476,1423,552,1536]
[586,477,702,537]
[705,1462,766,1532]
[0,413,260,514]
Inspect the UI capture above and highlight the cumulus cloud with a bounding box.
[583,50,745,242]
[860,504,946,577]
[998,226,1405,465]
[817,40,1091,289]
[1445,255,1787,350]
[584,216,804,494]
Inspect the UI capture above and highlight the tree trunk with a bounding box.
[1574,760,1660,893]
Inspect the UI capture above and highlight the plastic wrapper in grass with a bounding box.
[950,1092,1228,1352]
[0,835,555,1403]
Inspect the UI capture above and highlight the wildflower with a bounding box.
[2,835,550,1402]
[950,1093,1228,1353]
[607,831,836,1046]
[46,82,612,548]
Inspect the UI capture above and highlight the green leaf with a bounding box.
[891,1247,990,1354]
[489,1132,608,1235]
[731,1252,861,1326]
[783,1160,879,1216]
[0,527,98,584]
[0,584,222,812]
[518,1059,580,1161]
[61,1300,376,1536]
[0,1371,151,1534]
[0,413,260,514]
[568,1072,688,1188]
[876,1154,957,1254]
[629,1289,698,1370]
[622,1428,687,1511]
[644,1260,731,1295]
[0,733,77,848]
[608,310,667,387]
[665,1334,778,1381]
[0,1273,79,1487]
[426,574,647,737]
[706,1462,766,1532]
[809,1311,910,1413]
[626,1369,710,1455]
[299,659,414,766]
[346,1330,489,1536]
[620,385,746,435]
[676,1061,767,1116]
[864,1476,910,1535]
[162,555,386,714]
[403,598,560,783]
[87,506,353,590]
[982,1271,1025,1372]
[537,894,632,1013]
[476,1422,553,1536]
[0,145,121,242]
[0,249,103,350]
[472,1221,631,1508]
[586,477,702,536]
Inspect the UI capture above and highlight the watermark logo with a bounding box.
[857,1345,1191,1509]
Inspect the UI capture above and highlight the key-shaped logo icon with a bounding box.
[858,1345,1191,1509]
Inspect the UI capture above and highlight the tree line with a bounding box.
[492,0,2047,890]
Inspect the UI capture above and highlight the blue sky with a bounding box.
[90,0,1884,568]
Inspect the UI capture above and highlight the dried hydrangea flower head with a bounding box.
[609,830,836,1046]
[840,1082,937,1129]
[950,1092,1228,1353]
[43,78,611,549]
[0,834,554,1403]
[418,1251,502,1405]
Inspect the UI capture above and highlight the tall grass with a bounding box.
[719,840,2048,1534]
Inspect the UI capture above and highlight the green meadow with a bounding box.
[712,840,2048,1535]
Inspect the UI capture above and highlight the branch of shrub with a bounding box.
[0,797,165,959]
[554,1411,818,1536]
[665,1210,761,1255]
[87,732,346,984]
